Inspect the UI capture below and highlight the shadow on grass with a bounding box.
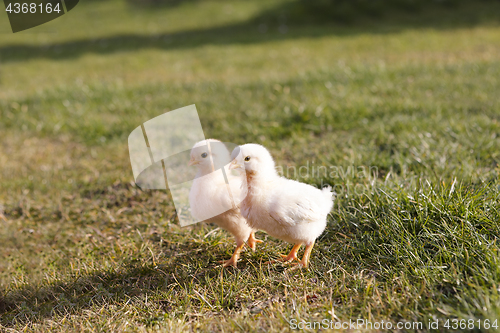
[0,237,224,327]
[0,0,499,63]
[0,181,222,326]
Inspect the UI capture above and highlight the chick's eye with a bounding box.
[201,152,208,158]
[244,156,251,162]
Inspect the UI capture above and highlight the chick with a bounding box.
[188,139,262,267]
[230,144,334,268]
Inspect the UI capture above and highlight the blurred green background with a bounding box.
[1,0,500,331]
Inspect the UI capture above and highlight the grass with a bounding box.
[1,0,500,331]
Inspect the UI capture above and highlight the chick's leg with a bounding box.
[281,244,302,262]
[220,241,245,268]
[247,232,263,251]
[292,241,315,269]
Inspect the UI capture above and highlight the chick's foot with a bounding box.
[247,232,263,251]
[281,244,302,262]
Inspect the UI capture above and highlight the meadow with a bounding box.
[1,0,500,331]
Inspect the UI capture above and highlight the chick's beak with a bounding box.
[188,157,199,166]
[229,160,241,170]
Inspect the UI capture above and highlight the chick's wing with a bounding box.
[268,179,326,226]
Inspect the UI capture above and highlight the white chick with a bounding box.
[188,139,262,268]
[229,144,334,268]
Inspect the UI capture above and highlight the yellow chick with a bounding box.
[188,139,262,267]
[230,144,334,268]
